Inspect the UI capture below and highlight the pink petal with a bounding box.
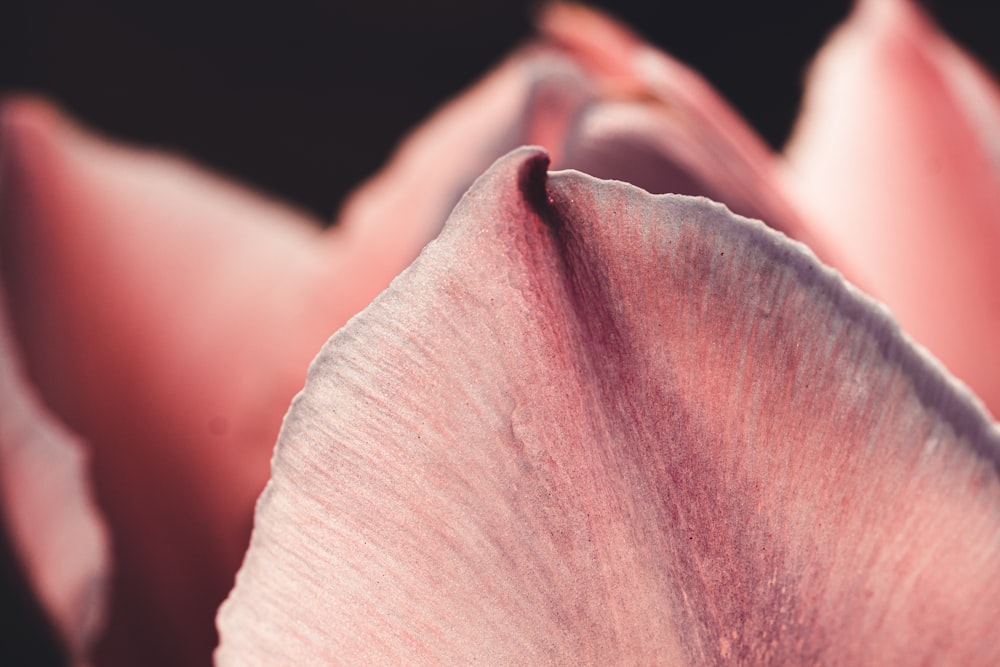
[782,0,1000,417]
[0,97,343,666]
[336,45,595,243]
[0,294,109,663]
[217,148,1000,664]
[557,100,807,234]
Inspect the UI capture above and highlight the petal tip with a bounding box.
[0,96,64,150]
[460,145,551,213]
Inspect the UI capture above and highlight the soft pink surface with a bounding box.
[0,290,109,664]
[545,2,1000,422]
[0,38,606,665]
[783,0,1000,418]
[217,148,1000,664]
[0,98,362,666]
[338,45,595,238]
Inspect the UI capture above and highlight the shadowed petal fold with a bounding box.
[218,148,1000,665]
[782,0,1000,417]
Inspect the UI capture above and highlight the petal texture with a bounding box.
[218,148,1000,665]
[782,0,1000,417]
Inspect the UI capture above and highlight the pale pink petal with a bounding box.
[0,293,109,663]
[536,2,648,89]
[218,148,1000,665]
[928,20,1000,174]
[782,0,1000,417]
[539,3,825,250]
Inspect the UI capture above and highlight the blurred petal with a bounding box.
[782,0,1000,417]
[0,97,339,666]
[924,12,1000,173]
[0,293,109,664]
[539,4,820,249]
[218,148,1000,665]
[558,100,806,232]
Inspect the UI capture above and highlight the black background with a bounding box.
[2,1,999,221]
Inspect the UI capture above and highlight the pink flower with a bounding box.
[2,1,998,664]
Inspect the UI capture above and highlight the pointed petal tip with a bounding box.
[506,142,551,167]
[452,145,551,215]
[844,0,950,66]
[854,0,926,29]
[0,96,75,161]
[536,2,636,45]
[786,0,936,155]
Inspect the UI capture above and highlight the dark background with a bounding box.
[1,1,999,663]
[2,1,998,222]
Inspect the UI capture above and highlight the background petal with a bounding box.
[218,148,1000,665]
[556,100,805,234]
[0,292,109,665]
[782,0,1000,417]
[0,43,608,663]
[0,97,343,666]
[539,3,828,259]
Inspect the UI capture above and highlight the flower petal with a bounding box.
[218,148,1000,664]
[782,0,1000,417]
[557,100,807,233]
[0,294,109,664]
[539,3,827,257]
[0,97,341,666]
[336,45,595,245]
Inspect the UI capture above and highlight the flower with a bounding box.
[2,1,999,665]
